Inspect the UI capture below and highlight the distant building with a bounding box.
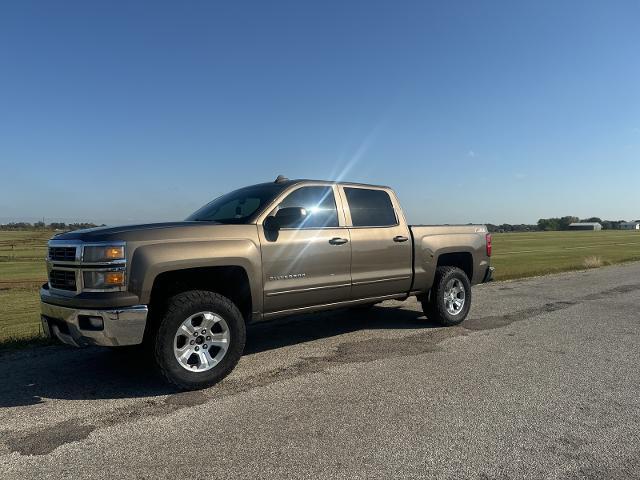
[620,221,640,230]
[568,222,602,231]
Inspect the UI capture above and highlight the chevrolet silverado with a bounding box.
[41,177,493,389]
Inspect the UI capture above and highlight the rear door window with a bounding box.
[344,188,397,227]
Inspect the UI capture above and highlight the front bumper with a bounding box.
[41,301,148,347]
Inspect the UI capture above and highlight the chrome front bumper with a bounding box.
[41,302,148,347]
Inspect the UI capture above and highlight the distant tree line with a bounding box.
[487,217,633,233]
[0,222,103,231]
[485,223,539,233]
[536,217,629,231]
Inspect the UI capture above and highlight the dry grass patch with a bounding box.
[583,256,604,269]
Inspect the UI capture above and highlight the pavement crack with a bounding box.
[466,301,578,331]
[211,299,581,395]
[580,283,640,301]
[164,390,207,407]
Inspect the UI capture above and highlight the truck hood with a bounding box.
[52,221,235,243]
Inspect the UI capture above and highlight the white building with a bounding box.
[568,222,602,231]
[620,221,640,230]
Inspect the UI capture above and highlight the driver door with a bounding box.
[258,185,352,314]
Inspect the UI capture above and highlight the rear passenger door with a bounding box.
[340,186,412,299]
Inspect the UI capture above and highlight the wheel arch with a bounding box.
[436,251,474,281]
[129,240,262,322]
[147,266,254,323]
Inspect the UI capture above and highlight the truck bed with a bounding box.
[409,224,491,291]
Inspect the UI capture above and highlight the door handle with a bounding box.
[329,237,349,245]
[393,235,409,243]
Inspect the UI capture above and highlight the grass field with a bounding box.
[1,229,640,346]
[0,230,51,344]
[491,230,640,280]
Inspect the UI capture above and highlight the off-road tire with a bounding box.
[421,266,471,326]
[153,290,246,390]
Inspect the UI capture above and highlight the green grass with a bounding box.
[0,261,47,283]
[0,230,52,347]
[1,229,640,348]
[0,287,46,341]
[0,229,51,286]
[0,230,50,260]
[492,230,640,280]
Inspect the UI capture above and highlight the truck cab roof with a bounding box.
[271,177,391,190]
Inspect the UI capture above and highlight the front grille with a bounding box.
[49,270,77,291]
[49,246,77,262]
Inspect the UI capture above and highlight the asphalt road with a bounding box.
[1,263,640,479]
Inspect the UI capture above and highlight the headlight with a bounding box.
[83,270,126,289]
[83,245,125,263]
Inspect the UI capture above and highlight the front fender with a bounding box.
[128,239,262,313]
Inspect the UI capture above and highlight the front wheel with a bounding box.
[153,290,246,390]
[421,266,471,326]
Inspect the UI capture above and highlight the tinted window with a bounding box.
[187,183,286,224]
[344,188,397,227]
[276,186,339,228]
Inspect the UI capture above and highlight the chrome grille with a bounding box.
[49,270,77,291]
[49,246,77,262]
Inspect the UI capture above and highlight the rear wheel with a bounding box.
[153,290,246,390]
[421,266,471,326]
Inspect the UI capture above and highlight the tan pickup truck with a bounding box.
[41,177,493,389]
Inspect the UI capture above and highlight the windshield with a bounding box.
[186,183,288,224]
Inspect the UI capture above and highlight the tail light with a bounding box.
[486,233,492,257]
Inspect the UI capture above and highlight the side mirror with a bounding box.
[265,207,307,230]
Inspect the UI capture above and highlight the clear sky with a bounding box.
[1,1,639,225]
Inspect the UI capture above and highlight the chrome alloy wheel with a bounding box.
[443,278,466,316]
[173,311,230,372]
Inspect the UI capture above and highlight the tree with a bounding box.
[558,216,579,230]
[537,216,580,231]
[538,218,560,231]
[67,222,99,231]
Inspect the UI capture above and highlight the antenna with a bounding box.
[274,175,289,183]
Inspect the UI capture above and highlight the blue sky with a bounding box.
[1,1,639,225]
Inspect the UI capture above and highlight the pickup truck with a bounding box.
[41,177,493,389]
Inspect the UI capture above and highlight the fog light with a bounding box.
[78,315,104,331]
